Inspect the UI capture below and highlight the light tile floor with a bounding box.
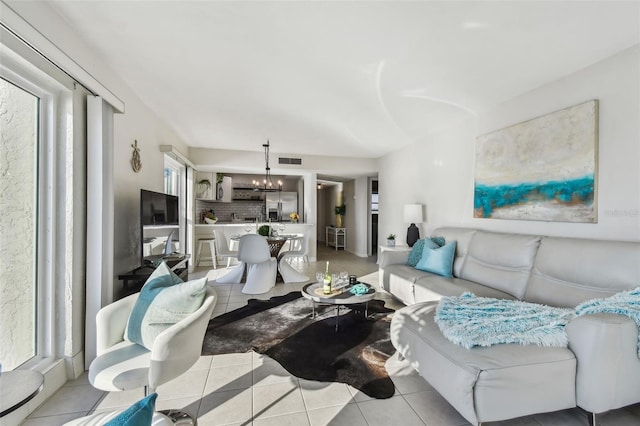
[21,245,640,425]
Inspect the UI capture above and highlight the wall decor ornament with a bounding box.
[474,100,598,223]
[130,139,142,173]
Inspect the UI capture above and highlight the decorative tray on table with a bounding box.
[314,287,343,297]
[312,282,368,298]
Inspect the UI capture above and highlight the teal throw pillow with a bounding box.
[415,241,457,278]
[125,262,207,350]
[407,239,425,267]
[407,238,442,267]
[105,392,156,426]
[431,236,446,247]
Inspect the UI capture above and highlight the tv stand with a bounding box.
[118,255,189,295]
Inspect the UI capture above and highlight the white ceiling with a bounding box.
[43,1,639,159]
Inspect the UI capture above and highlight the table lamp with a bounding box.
[404,204,424,247]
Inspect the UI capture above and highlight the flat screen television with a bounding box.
[140,189,181,266]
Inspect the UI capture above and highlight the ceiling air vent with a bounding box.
[278,157,302,165]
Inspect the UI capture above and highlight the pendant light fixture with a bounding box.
[253,140,282,192]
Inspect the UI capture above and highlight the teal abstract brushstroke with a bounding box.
[474,175,594,218]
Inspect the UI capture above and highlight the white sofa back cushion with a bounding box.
[459,231,541,299]
[432,227,476,278]
[525,236,640,307]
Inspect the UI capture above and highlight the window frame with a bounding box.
[164,154,183,197]
[0,47,72,370]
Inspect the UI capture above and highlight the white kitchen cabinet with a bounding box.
[196,172,214,200]
[196,173,232,202]
[216,176,232,202]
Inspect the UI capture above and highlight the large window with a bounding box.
[164,155,182,196]
[0,78,38,370]
[163,154,189,260]
[0,38,74,373]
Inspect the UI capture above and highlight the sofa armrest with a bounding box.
[378,249,410,269]
[567,313,640,414]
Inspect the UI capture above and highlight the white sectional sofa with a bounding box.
[379,227,640,425]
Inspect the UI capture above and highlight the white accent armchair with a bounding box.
[86,287,217,424]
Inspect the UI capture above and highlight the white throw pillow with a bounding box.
[124,262,207,350]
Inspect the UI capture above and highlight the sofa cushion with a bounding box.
[415,241,457,277]
[413,275,516,304]
[391,303,577,424]
[431,227,477,277]
[460,231,540,299]
[525,236,640,307]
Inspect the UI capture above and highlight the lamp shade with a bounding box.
[403,204,424,224]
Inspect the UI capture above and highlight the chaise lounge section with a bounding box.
[380,227,640,425]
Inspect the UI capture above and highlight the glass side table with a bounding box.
[0,370,44,417]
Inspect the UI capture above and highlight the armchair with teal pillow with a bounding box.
[124,262,207,349]
[87,262,217,425]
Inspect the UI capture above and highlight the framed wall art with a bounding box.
[474,100,598,223]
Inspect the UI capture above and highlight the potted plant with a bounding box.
[203,210,217,224]
[335,204,346,227]
[258,225,271,236]
[386,233,396,247]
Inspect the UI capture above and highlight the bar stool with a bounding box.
[196,238,217,268]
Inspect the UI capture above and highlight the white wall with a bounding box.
[379,46,640,244]
[5,2,193,298]
[189,147,377,177]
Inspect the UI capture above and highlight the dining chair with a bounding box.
[277,233,310,283]
[280,232,309,264]
[215,234,277,293]
[213,229,237,268]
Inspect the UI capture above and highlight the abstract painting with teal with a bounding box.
[474,175,594,218]
[474,100,597,223]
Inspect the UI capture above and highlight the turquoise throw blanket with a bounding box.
[436,289,640,356]
[435,293,574,349]
[575,287,640,357]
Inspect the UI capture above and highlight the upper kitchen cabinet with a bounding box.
[196,172,232,202]
[196,172,214,200]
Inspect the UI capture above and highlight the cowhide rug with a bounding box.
[202,291,396,398]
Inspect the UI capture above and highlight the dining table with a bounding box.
[230,233,302,258]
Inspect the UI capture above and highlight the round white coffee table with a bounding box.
[301,282,376,332]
